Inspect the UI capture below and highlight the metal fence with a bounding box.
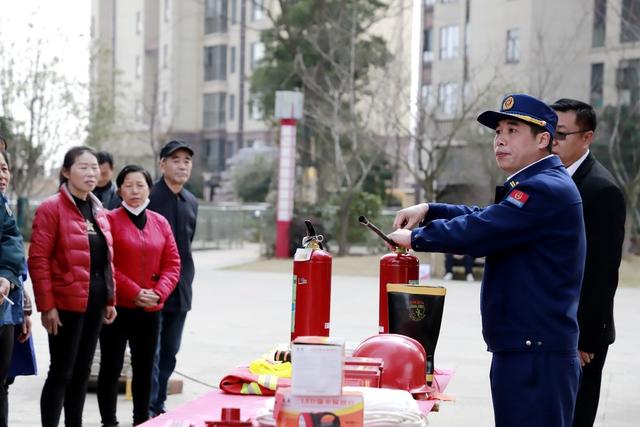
[13,199,399,255]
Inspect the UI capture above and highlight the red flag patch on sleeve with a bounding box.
[506,189,530,208]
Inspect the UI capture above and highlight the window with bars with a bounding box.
[204,45,228,81]
[439,25,459,60]
[592,0,606,47]
[616,59,640,106]
[621,0,640,42]
[205,0,228,34]
[438,82,458,115]
[203,93,227,129]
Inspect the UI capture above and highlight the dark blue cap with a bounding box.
[159,140,194,159]
[477,94,558,137]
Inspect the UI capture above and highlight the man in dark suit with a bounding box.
[551,99,626,427]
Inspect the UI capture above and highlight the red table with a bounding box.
[142,368,454,426]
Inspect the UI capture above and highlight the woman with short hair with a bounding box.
[98,165,180,426]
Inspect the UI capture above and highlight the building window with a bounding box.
[229,94,235,121]
[163,44,169,69]
[439,25,459,60]
[252,0,264,21]
[421,84,435,108]
[136,11,142,35]
[616,59,640,106]
[164,0,170,23]
[231,0,237,24]
[437,82,458,115]
[249,97,262,120]
[423,28,433,62]
[506,29,520,64]
[226,140,235,159]
[203,92,227,129]
[621,0,640,42]
[593,0,606,47]
[590,63,604,108]
[251,42,265,69]
[204,45,228,81]
[205,0,228,34]
[162,91,168,116]
[424,0,435,7]
[230,46,236,73]
[135,55,141,78]
[205,138,226,171]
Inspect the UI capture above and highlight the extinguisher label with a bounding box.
[291,275,297,332]
[294,248,313,261]
[324,322,330,329]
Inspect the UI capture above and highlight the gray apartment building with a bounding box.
[89,0,639,203]
[90,0,275,199]
[412,0,640,204]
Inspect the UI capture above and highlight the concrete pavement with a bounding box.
[9,245,640,426]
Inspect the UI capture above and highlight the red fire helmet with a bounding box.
[352,334,430,394]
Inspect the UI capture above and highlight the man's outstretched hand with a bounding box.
[392,203,429,230]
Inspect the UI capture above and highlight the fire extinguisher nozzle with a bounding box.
[359,215,399,249]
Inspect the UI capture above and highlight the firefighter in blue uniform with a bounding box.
[389,94,585,427]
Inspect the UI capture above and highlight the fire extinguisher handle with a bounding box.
[304,220,324,250]
[304,220,317,236]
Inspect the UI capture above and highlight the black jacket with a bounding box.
[149,178,198,312]
[93,182,121,210]
[572,153,626,352]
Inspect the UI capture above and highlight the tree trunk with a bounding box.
[336,190,356,256]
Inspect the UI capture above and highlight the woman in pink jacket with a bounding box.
[28,146,116,427]
[97,165,180,426]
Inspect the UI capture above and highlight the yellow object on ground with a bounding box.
[249,358,292,379]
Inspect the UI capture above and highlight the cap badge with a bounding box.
[502,96,515,111]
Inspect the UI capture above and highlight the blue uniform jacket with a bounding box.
[1,193,26,325]
[411,156,585,353]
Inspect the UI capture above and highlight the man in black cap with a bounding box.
[148,140,198,416]
[389,94,585,427]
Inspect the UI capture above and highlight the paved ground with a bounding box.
[9,244,640,426]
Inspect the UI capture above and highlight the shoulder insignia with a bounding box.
[505,189,530,208]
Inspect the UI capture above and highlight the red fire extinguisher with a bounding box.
[378,248,419,333]
[358,216,419,333]
[291,220,332,341]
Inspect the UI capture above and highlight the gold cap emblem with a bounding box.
[502,96,514,110]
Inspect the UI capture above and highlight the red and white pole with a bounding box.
[275,118,297,258]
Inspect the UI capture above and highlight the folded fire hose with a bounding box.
[254,386,428,427]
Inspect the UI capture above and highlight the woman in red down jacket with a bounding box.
[97,165,180,427]
[28,146,116,427]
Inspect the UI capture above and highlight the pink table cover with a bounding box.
[142,368,454,426]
